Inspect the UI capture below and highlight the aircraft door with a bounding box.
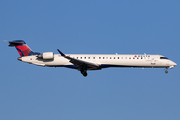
[151,58,156,66]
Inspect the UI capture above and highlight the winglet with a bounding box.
[57,49,65,56]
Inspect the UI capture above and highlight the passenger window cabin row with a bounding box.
[72,56,151,60]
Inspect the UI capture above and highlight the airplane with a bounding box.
[6,40,177,77]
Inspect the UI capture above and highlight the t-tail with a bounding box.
[7,40,40,57]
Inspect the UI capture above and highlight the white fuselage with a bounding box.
[18,54,177,70]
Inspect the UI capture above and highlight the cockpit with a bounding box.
[160,57,169,59]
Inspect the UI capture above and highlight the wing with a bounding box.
[57,49,100,70]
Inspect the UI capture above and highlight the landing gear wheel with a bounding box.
[82,72,87,77]
[80,70,87,77]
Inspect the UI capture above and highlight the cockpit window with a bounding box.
[160,57,168,59]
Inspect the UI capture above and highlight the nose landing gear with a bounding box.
[165,67,168,74]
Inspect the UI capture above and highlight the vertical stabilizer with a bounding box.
[8,40,40,57]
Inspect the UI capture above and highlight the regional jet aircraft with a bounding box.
[6,40,177,76]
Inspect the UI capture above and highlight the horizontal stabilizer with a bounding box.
[6,40,26,47]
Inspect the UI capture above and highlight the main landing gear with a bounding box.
[165,67,168,74]
[80,69,87,77]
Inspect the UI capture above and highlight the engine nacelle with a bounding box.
[38,52,54,59]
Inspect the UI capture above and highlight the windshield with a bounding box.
[160,57,169,59]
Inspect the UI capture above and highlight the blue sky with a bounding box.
[0,0,180,120]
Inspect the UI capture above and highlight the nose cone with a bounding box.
[171,61,177,66]
[169,61,177,68]
[171,61,177,67]
[174,62,177,66]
